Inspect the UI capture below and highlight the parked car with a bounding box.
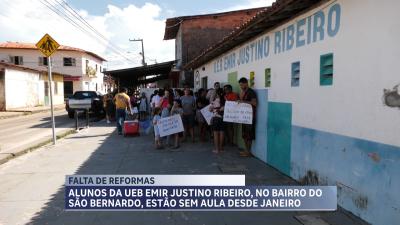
[66,91,104,118]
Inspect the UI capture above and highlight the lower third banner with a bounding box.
[65,186,336,211]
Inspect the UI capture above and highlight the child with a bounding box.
[209,89,225,154]
[170,99,184,149]
[152,107,163,149]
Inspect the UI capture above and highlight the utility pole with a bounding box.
[48,56,56,144]
[129,38,146,66]
[35,33,59,145]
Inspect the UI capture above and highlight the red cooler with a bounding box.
[123,120,139,137]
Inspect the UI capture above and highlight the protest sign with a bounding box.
[223,101,253,124]
[158,114,184,137]
[200,105,213,125]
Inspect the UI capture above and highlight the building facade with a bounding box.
[164,8,265,87]
[0,62,65,110]
[0,42,106,100]
[188,1,400,224]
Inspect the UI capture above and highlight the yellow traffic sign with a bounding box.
[36,34,60,57]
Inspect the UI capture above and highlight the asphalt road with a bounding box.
[0,109,93,161]
[0,123,368,225]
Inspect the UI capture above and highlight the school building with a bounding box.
[185,1,400,224]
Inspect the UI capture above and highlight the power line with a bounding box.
[52,0,129,55]
[37,0,138,64]
[40,0,128,61]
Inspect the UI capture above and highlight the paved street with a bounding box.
[0,110,100,164]
[0,122,368,225]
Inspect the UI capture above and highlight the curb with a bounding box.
[0,107,65,120]
[0,129,76,165]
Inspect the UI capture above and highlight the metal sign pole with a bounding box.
[48,56,56,144]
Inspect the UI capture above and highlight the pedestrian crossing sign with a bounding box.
[36,34,60,57]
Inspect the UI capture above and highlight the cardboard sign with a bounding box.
[158,114,184,137]
[200,104,213,125]
[223,101,253,124]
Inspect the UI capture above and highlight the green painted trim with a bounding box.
[228,71,239,92]
[267,102,292,176]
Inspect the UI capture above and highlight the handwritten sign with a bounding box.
[158,114,184,137]
[223,101,253,124]
[200,105,213,125]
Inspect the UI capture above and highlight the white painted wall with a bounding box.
[0,48,105,93]
[82,54,105,94]
[0,49,83,76]
[4,68,40,109]
[195,0,400,147]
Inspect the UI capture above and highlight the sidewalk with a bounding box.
[0,104,65,119]
[0,122,369,225]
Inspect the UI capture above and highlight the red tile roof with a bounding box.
[0,42,106,61]
[0,61,74,77]
[184,0,324,70]
[0,61,42,73]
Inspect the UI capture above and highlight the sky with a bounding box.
[0,0,274,70]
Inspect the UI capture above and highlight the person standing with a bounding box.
[114,88,131,135]
[152,107,163,149]
[223,84,239,145]
[174,89,182,100]
[150,90,158,116]
[238,77,257,157]
[180,88,196,143]
[196,88,209,142]
[138,92,148,120]
[170,99,184,149]
[160,89,172,145]
[151,90,162,111]
[103,89,114,124]
[206,82,222,102]
[209,88,225,154]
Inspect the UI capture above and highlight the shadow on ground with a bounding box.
[29,114,105,129]
[27,122,369,225]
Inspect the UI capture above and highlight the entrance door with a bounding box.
[0,70,5,111]
[267,102,292,176]
[201,76,208,89]
[64,81,73,99]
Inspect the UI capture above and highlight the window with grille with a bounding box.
[320,53,334,86]
[291,61,300,87]
[63,57,76,66]
[265,68,271,87]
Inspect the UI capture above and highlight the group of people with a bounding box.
[103,89,150,125]
[109,77,257,157]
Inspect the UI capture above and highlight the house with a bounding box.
[0,42,107,99]
[0,62,64,110]
[164,7,265,87]
[185,0,400,224]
